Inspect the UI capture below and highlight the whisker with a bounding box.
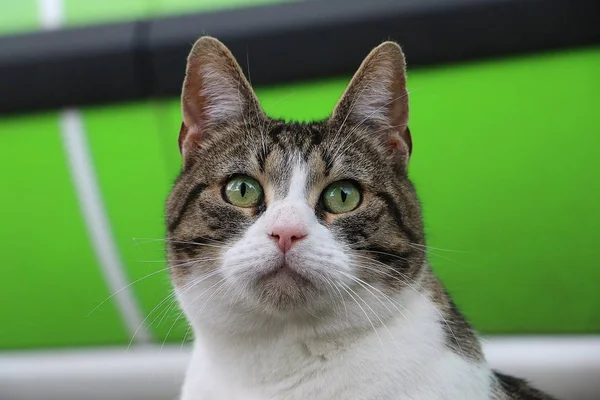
[337,281,383,348]
[126,268,223,352]
[160,274,230,351]
[324,276,347,319]
[168,240,228,249]
[354,249,409,261]
[150,294,179,329]
[135,236,227,245]
[87,257,216,318]
[350,260,466,357]
[180,325,193,349]
[339,270,411,328]
[408,242,468,253]
[86,268,169,317]
[404,243,460,264]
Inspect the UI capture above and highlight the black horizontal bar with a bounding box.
[0,0,598,115]
[0,22,144,114]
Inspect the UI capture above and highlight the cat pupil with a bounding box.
[340,189,347,203]
[240,182,247,197]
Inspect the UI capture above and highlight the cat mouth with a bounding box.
[258,261,312,287]
[254,261,317,311]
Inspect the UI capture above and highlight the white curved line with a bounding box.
[59,110,151,343]
[37,0,151,344]
[38,0,63,30]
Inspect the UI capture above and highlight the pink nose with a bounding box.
[269,225,308,253]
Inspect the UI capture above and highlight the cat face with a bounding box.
[166,37,425,325]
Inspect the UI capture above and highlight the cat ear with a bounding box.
[331,42,412,166]
[179,36,263,164]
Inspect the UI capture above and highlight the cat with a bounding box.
[166,36,557,400]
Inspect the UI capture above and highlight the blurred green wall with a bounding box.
[0,47,599,350]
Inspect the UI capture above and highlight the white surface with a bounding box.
[482,336,600,400]
[0,336,599,400]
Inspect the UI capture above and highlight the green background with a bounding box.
[1,47,598,349]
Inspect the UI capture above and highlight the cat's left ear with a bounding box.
[179,36,264,166]
[331,41,412,167]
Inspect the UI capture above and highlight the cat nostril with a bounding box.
[268,228,307,253]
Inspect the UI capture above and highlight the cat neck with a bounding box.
[181,266,493,400]
[182,266,492,400]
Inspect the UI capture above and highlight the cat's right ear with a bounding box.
[179,36,263,167]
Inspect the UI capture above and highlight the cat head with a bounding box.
[166,37,425,331]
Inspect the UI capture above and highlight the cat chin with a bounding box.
[239,260,333,315]
[257,262,314,294]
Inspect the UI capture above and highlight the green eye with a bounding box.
[224,176,263,208]
[322,180,362,214]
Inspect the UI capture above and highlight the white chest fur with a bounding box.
[179,288,492,400]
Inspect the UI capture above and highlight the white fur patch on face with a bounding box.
[215,161,353,313]
[285,163,308,202]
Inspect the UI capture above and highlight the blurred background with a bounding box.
[0,0,598,399]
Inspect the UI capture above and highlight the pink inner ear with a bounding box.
[178,121,204,157]
[402,126,413,156]
[178,122,187,153]
[387,126,412,165]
